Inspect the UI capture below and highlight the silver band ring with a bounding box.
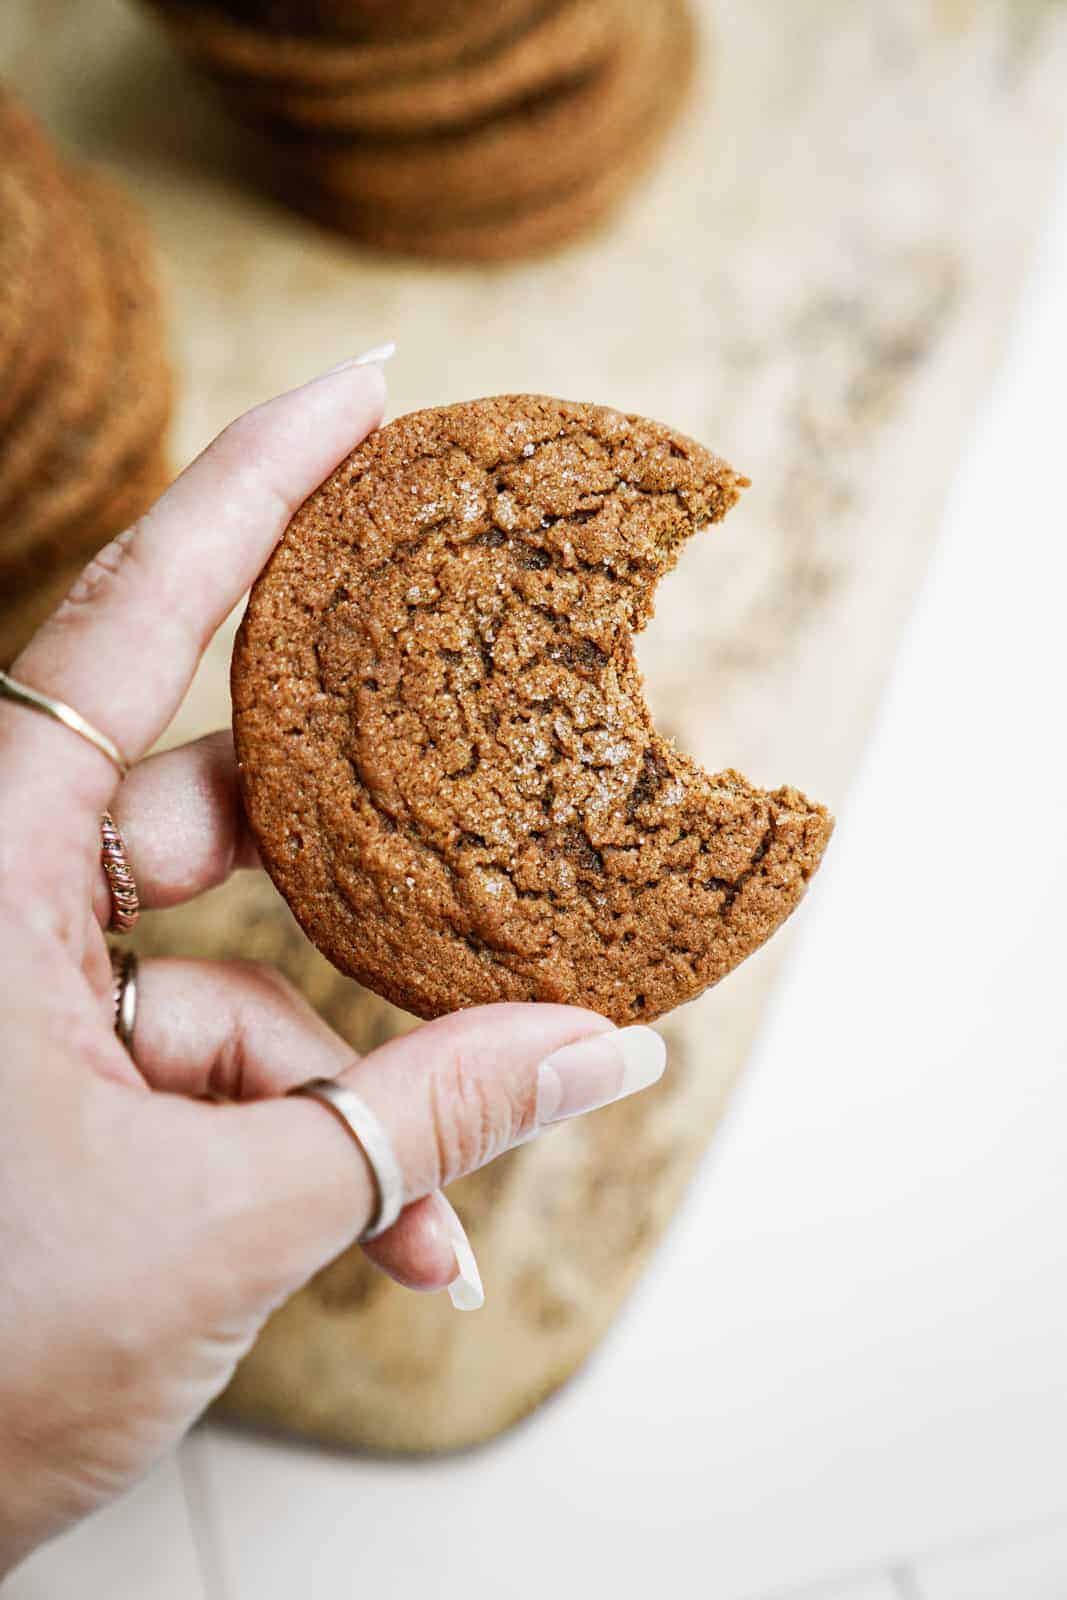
[101,811,140,933]
[288,1077,405,1241]
[110,946,139,1053]
[0,669,128,778]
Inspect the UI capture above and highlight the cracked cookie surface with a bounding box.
[232,396,832,1023]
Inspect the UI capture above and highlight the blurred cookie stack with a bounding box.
[0,89,172,666]
[144,0,696,260]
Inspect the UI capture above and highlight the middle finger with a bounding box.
[93,730,258,926]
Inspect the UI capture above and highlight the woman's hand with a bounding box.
[0,358,666,1575]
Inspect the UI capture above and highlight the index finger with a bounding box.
[0,354,389,881]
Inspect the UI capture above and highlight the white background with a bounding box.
[8,122,1067,1600]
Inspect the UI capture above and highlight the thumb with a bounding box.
[200,1001,666,1316]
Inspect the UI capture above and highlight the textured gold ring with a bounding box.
[101,811,140,933]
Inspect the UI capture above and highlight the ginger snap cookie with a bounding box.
[0,92,68,434]
[144,0,696,259]
[0,169,117,526]
[0,89,172,661]
[210,0,511,41]
[232,397,832,1024]
[224,0,619,139]
[282,151,634,261]
[0,560,83,669]
[284,45,689,263]
[267,0,683,219]
[0,93,49,382]
[0,174,171,586]
[146,0,541,91]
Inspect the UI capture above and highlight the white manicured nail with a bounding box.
[325,341,396,376]
[535,1026,666,1125]
[438,1193,484,1312]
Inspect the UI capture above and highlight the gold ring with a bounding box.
[101,811,140,933]
[0,669,128,778]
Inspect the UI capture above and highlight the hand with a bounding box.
[0,359,666,1576]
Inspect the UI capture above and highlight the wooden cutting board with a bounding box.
[3,0,1065,1451]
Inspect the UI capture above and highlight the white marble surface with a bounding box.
[915,1519,1067,1600]
[3,1457,203,1600]
[8,61,1067,1600]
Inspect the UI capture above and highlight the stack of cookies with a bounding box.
[143,0,696,260]
[0,89,172,666]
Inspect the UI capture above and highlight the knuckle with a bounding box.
[428,1051,516,1185]
[56,526,142,617]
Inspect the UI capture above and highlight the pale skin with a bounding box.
[0,360,666,1575]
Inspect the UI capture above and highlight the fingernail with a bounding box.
[324,341,396,376]
[536,1026,666,1125]
[437,1193,484,1312]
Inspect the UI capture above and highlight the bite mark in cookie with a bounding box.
[232,396,832,1024]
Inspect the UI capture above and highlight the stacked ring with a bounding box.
[100,811,140,932]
